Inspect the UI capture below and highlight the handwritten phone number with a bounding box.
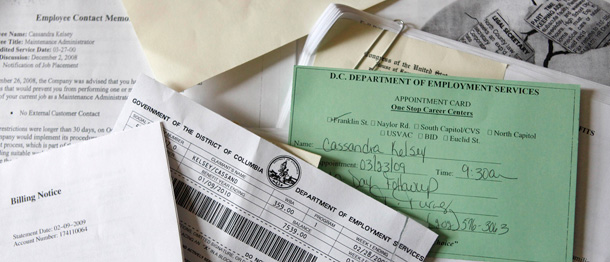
[428,213,509,235]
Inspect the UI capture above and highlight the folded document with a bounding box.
[113,74,438,262]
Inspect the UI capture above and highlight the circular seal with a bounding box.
[267,155,301,189]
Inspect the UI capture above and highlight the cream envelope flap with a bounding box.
[122,0,383,91]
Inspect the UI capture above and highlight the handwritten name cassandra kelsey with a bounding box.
[322,138,426,161]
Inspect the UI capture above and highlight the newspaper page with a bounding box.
[371,0,610,86]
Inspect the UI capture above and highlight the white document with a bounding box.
[366,1,457,30]
[0,122,182,261]
[114,75,438,262]
[0,0,152,163]
[181,42,297,128]
[573,93,610,262]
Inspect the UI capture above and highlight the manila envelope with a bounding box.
[122,0,384,91]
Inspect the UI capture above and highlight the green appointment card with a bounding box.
[289,66,580,262]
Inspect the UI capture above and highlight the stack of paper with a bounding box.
[2,1,610,262]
